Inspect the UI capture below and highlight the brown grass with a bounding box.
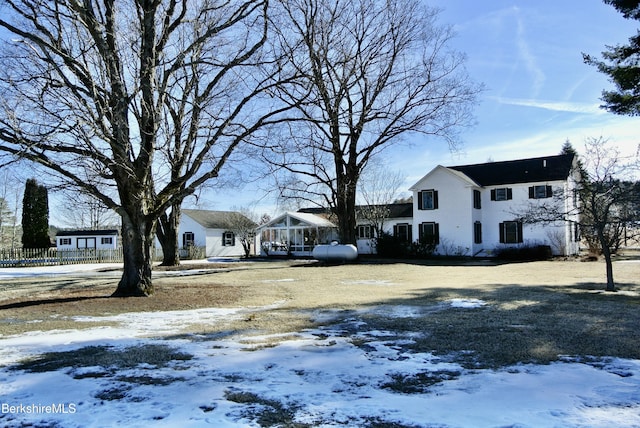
[1,257,638,367]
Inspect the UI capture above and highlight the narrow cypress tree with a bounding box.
[21,178,50,249]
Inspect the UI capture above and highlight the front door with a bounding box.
[77,237,96,249]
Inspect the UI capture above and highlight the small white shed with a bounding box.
[56,229,119,250]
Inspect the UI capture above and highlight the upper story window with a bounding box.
[473,189,481,209]
[491,188,512,201]
[529,185,553,199]
[101,237,113,245]
[59,238,71,245]
[418,189,439,210]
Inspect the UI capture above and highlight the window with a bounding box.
[529,185,552,199]
[418,222,439,245]
[356,225,372,239]
[473,190,481,209]
[491,188,512,201]
[393,223,412,242]
[223,231,235,246]
[183,232,195,247]
[418,189,439,210]
[499,221,523,244]
[474,222,482,244]
[101,237,113,245]
[59,238,71,245]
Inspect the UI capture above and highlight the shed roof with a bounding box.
[56,229,118,237]
[182,209,256,229]
[448,153,575,186]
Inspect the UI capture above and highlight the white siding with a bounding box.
[178,213,247,258]
[412,167,475,256]
[56,234,118,250]
[410,164,579,257]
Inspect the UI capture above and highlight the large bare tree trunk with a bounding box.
[156,203,181,267]
[113,211,155,297]
[335,175,358,245]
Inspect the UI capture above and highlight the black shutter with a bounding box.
[529,186,535,199]
[491,189,496,201]
[393,224,398,238]
[408,225,413,243]
[499,222,505,243]
[231,233,236,247]
[434,223,440,245]
[417,191,423,210]
[433,191,439,209]
[517,222,523,243]
[222,231,226,246]
[507,188,513,200]
[546,185,552,198]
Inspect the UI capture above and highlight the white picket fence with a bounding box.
[0,248,124,267]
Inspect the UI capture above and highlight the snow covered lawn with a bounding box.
[1,300,639,427]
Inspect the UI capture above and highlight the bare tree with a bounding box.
[0,0,288,296]
[0,170,21,250]
[223,208,258,258]
[261,0,479,244]
[357,164,405,238]
[57,191,119,230]
[517,139,639,291]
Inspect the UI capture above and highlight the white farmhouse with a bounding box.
[56,229,119,250]
[178,209,257,258]
[409,153,580,256]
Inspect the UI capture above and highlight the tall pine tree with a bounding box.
[583,0,640,115]
[22,179,49,249]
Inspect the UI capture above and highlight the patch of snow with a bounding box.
[0,263,123,279]
[341,279,397,286]
[1,305,639,427]
[449,298,487,308]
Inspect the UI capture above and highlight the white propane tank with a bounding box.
[312,243,358,262]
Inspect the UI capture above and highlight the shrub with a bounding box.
[374,232,436,259]
[494,243,552,261]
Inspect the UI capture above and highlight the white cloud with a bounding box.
[493,97,605,115]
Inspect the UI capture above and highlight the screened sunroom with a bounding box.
[258,212,338,257]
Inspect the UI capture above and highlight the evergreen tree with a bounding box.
[21,178,49,249]
[583,0,640,115]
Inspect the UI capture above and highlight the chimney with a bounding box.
[543,159,547,168]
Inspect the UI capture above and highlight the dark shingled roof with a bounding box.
[182,209,256,229]
[448,153,575,186]
[299,203,413,219]
[56,229,118,237]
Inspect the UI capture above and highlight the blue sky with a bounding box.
[390,0,639,183]
[203,0,639,215]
